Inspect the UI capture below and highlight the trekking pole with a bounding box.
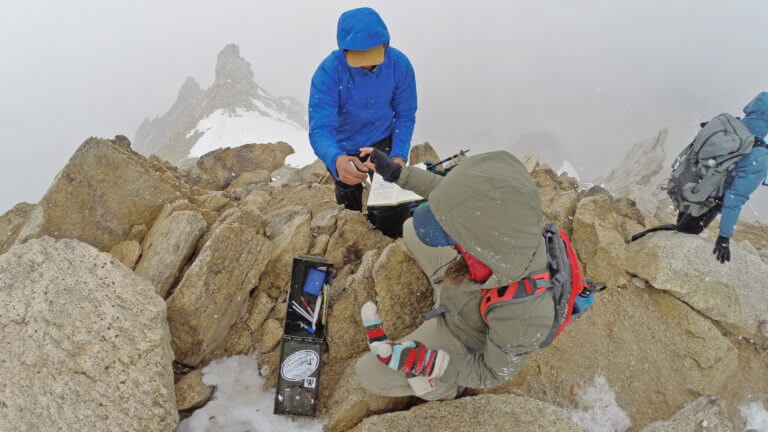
[629,224,677,243]
[429,149,470,169]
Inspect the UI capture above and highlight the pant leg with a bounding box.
[402,218,459,300]
[676,204,722,234]
[354,315,468,400]
[355,218,466,400]
[334,180,364,211]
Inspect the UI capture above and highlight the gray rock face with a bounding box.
[175,369,213,412]
[166,209,272,366]
[269,166,302,188]
[311,205,343,236]
[625,231,768,343]
[297,158,332,184]
[0,202,34,255]
[640,395,733,432]
[135,210,207,297]
[596,129,672,217]
[133,77,204,158]
[0,237,177,431]
[521,152,540,173]
[257,213,311,299]
[228,170,271,190]
[351,394,587,432]
[408,141,440,166]
[15,137,193,252]
[108,240,142,269]
[264,206,310,239]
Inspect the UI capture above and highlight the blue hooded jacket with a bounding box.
[719,92,768,238]
[309,7,417,178]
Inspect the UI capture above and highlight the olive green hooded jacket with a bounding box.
[396,151,554,388]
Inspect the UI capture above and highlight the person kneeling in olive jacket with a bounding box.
[354,147,554,400]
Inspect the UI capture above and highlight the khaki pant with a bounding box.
[355,218,469,400]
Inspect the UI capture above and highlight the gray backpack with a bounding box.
[667,113,754,216]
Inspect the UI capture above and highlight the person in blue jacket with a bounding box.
[677,92,768,263]
[308,7,417,213]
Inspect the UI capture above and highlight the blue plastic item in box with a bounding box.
[302,267,326,296]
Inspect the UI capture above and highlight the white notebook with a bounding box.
[366,163,427,207]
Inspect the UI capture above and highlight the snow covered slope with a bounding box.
[187,105,312,167]
[134,44,313,167]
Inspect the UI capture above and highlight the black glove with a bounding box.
[368,148,402,183]
[713,235,730,264]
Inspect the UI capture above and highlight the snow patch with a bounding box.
[187,107,315,168]
[177,353,325,432]
[741,401,768,432]
[558,159,580,180]
[562,375,632,432]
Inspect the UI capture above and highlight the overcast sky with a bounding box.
[1,0,767,216]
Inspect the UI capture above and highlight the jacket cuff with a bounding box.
[326,152,345,179]
[389,147,409,163]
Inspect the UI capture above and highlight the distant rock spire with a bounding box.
[214,43,254,84]
[172,77,203,112]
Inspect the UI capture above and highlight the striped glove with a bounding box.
[361,302,449,383]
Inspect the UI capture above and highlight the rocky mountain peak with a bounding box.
[214,43,254,86]
[133,43,309,165]
[177,77,203,105]
[168,77,203,114]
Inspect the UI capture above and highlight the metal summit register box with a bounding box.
[273,254,332,417]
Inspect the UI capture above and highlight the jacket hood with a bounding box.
[337,7,390,51]
[743,91,768,142]
[427,151,548,289]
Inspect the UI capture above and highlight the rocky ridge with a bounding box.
[596,128,672,219]
[0,136,766,431]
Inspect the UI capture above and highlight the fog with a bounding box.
[1,0,767,216]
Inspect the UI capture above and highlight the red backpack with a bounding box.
[478,223,606,348]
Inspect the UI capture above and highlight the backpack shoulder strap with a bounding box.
[480,271,550,324]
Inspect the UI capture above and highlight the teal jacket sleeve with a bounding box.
[719,148,768,238]
[308,59,345,179]
[389,53,417,162]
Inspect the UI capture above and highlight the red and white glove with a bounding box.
[361,302,449,393]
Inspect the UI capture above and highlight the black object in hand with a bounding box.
[369,148,402,182]
[713,235,730,264]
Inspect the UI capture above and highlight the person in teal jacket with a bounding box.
[677,92,768,263]
[308,7,417,212]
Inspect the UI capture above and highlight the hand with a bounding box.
[377,340,449,379]
[359,147,402,182]
[392,157,406,167]
[361,302,448,380]
[713,235,730,264]
[335,155,369,185]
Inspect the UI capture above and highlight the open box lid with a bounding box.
[283,254,333,340]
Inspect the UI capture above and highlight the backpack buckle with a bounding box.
[582,279,607,295]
